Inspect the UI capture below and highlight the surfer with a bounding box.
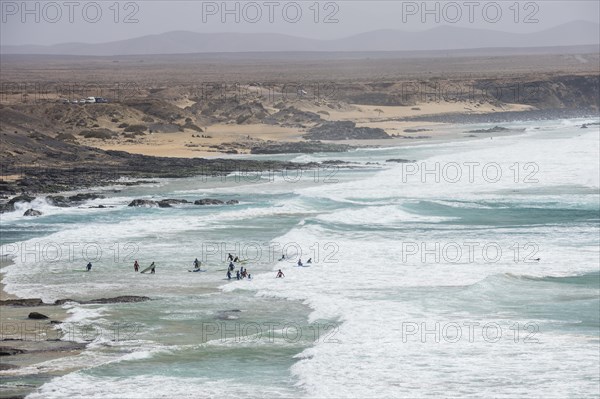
[149,262,156,274]
[233,256,240,263]
[276,269,285,278]
[193,258,201,270]
[297,259,303,267]
[236,270,241,280]
[86,262,92,271]
[307,258,312,264]
[229,262,235,271]
[228,253,234,262]
[134,260,139,272]
[227,270,232,280]
[247,273,252,280]
[278,254,285,261]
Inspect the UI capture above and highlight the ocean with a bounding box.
[1,118,599,398]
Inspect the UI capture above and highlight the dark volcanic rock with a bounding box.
[69,193,104,202]
[1,194,36,212]
[28,312,49,319]
[23,208,42,216]
[251,141,352,154]
[0,298,45,307]
[46,195,70,207]
[128,199,158,207]
[386,159,416,163]
[581,122,600,129]
[194,199,225,205]
[304,121,390,140]
[84,295,151,304]
[158,199,190,208]
[46,193,105,207]
[0,347,27,356]
[226,200,239,205]
[467,126,510,133]
[215,309,242,320]
[54,296,150,305]
[404,128,432,133]
[8,194,35,205]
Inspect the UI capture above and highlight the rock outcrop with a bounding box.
[304,121,390,140]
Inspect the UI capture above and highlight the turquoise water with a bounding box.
[1,119,599,398]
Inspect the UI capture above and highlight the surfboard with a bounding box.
[140,264,154,274]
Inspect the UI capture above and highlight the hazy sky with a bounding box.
[1,0,599,46]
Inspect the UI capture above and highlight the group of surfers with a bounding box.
[86,252,310,278]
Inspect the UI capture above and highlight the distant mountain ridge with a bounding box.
[2,21,598,56]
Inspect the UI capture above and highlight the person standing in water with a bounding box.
[276,269,285,278]
[86,262,92,271]
[148,262,155,274]
[227,270,232,280]
[193,258,201,270]
[134,260,139,272]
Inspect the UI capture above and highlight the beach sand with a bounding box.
[86,101,534,158]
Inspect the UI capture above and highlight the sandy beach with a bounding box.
[86,101,535,158]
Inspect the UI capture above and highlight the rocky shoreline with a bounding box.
[1,295,151,307]
[0,148,339,199]
[0,295,151,398]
